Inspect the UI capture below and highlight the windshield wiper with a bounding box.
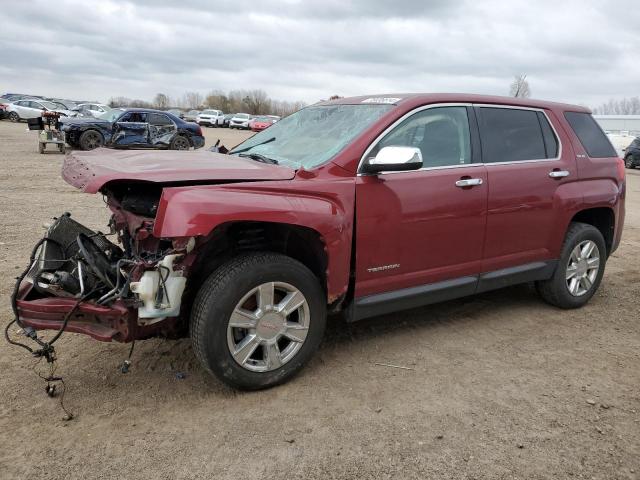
[238,153,279,165]
[231,136,276,154]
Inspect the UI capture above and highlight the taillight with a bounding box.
[616,157,625,182]
[196,126,203,136]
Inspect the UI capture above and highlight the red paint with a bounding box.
[19,93,625,342]
[62,148,295,193]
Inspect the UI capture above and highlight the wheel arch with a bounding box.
[570,207,615,256]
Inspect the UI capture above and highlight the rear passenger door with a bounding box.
[148,113,177,147]
[476,106,576,275]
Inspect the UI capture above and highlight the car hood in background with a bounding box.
[62,148,296,193]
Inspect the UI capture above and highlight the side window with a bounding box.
[477,107,547,163]
[370,106,472,168]
[119,112,147,123]
[564,111,617,158]
[149,113,173,126]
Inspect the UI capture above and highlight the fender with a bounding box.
[153,176,356,301]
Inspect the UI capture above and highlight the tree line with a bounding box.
[108,89,306,117]
[592,97,640,115]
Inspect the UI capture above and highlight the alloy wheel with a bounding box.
[565,240,600,296]
[227,281,310,372]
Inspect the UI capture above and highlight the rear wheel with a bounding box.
[170,135,190,150]
[536,222,606,309]
[79,130,104,150]
[9,111,19,122]
[190,252,326,390]
[624,155,636,169]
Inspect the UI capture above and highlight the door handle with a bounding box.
[548,170,570,178]
[455,178,483,187]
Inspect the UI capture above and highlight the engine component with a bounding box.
[130,254,186,324]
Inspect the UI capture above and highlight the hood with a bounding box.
[62,148,296,193]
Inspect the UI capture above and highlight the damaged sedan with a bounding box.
[61,108,205,151]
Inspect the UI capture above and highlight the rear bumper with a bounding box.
[192,136,205,149]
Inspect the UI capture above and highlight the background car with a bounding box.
[167,108,185,119]
[61,108,205,151]
[197,109,225,127]
[184,109,201,122]
[624,136,640,169]
[249,115,277,132]
[75,103,111,118]
[220,113,234,127]
[229,112,251,129]
[6,98,77,122]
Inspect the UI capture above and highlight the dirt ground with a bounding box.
[0,119,638,480]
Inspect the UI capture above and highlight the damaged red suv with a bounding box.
[10,94,625,389]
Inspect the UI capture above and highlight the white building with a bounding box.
[594,115,640,136]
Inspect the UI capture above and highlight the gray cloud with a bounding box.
[0,0,637,108]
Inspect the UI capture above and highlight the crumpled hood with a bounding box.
[62,148,296,193]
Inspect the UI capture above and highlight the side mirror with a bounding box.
[362,146,423,174]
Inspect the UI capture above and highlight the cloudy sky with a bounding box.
[0,0,637,108]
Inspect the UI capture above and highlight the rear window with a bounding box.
[477,107,552,163]
[564,112,617,158]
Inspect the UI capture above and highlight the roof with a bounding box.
[319,93,590,113]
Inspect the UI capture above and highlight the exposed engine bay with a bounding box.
[15,186,196,344]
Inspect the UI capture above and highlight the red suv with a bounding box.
[9,94,625,390]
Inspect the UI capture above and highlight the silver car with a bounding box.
[229,113,251,129]
[6,99,76,122]
[75,103,111,118]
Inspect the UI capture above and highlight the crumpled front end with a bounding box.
[14,204,194,343]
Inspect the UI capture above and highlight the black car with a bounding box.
[221,113,234,128]
[624,136,640,169]
[61,108,206,151]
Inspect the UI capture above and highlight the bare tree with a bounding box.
[592,97,640,115]
[509,74,531,98]
[182,91,204,110]
[243,89,271,115]
[153,93,170,110]
[204,90,229,111]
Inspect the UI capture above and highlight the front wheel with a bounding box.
[190,252,326,390]
[9,112,19,122]
[625,155,636,169]
[536,222,606,309]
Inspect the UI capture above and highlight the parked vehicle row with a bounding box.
[10,93,625,391]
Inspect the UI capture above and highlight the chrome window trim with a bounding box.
[357,102,563,176]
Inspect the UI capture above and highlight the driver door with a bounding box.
[112,112,149,147]
[354,105,488,317]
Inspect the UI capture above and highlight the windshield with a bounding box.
[202,110,218,115]
[236,113,249,119]
[230,104,394,169]
[99,109,123,122]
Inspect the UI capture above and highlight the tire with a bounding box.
[170,135,190,150]
[38,143,45,154]
[624,155,636,169]
[536,222,606,309]
[9,112,19,123]
[190,252,326,390]
[79,130,104,150]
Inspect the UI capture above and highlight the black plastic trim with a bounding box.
[476,260,557,294]
[351,260,558,322]
[353,276,478,321]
